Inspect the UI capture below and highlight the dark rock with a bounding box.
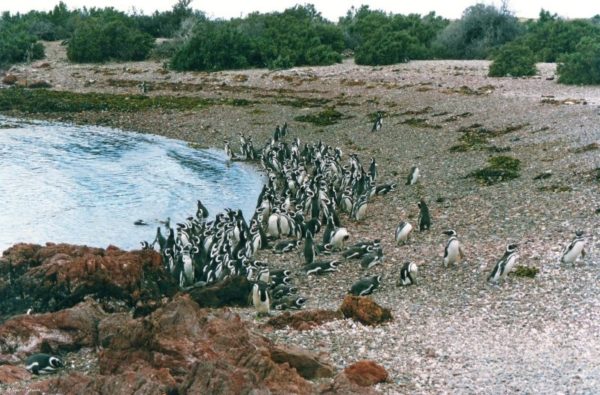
[187,275,253,308]
[0,243,176,317]
[265,309,343,331]
[339,295,393,326]
[1,74,17,85]
[344,360,389,386]
[271,344,334,379]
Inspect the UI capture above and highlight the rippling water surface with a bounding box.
[0,117,264,252]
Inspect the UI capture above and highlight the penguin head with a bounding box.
[575,230,584,237]
[506,243,519,252]
[443,229,457,237]
[374,275,382,285]
[294,297,307,308]
[49,356,63,369]
[408,262,418,273]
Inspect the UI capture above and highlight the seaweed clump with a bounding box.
[468,155,521,185]
[294,107,343,126]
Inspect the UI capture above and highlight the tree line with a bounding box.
[1,1,600,84]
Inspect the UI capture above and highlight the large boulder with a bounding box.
[270,344,335,379]
[339,295,393,326]
[344,360,389,386]
[0,243,176,317]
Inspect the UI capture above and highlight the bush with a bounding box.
[355,29,416,65]
[433,3,523,59]
[67,16,154,63]
[489,42,537,77]
[557,37,600,85]
[0,25,45,69]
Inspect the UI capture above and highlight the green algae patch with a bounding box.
[469,155,521,185]
[294,107,344,126]
[0,87,251,113]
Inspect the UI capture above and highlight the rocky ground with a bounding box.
[1,41,599,394]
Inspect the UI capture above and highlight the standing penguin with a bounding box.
[252,282,271,316]
[349,275,382,296]
[560,230,586,264]
[395,221,413,245]
[397,261,418,286]
[304,230,316,265]
[371,112,383,132]
[406,166,420,185]
[25,353,64,375]
[487,244,519,284]
[442,229,464,267]
[417,199,431,231]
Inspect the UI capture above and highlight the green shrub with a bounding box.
[0,25,45,68]
[433,3,523,59]
[557,37,600,85]
[67,17,154,63]
[489,42,537,77]
[469,155,521,185]
[355,29,416,65]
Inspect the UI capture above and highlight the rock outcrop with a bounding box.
[0,243,176,318]
[0,295,324,394]
[339,295,393,326]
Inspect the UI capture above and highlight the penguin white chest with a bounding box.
[503,253,519,277]
[562,241,585,263]
[444,239,460,266]
[267,214,280,237]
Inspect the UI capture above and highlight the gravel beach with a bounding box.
[2,41,599,394]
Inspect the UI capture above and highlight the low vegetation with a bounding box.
[469,155,521,185]
[294,107,344,126]
[0,88,250,113]
[489,42,537,77]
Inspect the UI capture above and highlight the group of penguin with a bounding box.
[22,117,590,377]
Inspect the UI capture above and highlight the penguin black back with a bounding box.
[417,199,431,231]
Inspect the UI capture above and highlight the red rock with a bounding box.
[265,309,343,331]
[98,295,315,393]
[339,295,393,326]
[0,365,31,384]
[187,275,253,308]
[0,243,176,316]
[1,74,18,85]
[344,360,389,386]
[270,344,334,379]
[318,371,379,394]
[0,299,107,358]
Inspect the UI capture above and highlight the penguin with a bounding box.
[224,140,234,160]
[304,230,316,265]
[140,241,153,250]
[134,219,148,226]
[273,296,306,310]
[271,284,297,299]
[375,183,397,195]
[303,260,340,275]
[351,194,368,222]
[25,353,64,375]
[395,221,413,245]
[196,199,210,220]
[369,158,378,181]
[406,166,420,185]
[360,248,384,269]
[371,113,383,132]
[329,227,350,251]
[487,243,519,284]
[349,275,381,296]
[442,229,464,267]
[417,199,431,231]
[270,269,292,285]
[397,261,418,286]
[560,230,586,264]
[342,245,374,260]
[273,239,300,254]
[252,282,270,316]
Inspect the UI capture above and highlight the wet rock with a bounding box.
[187,275,253,308]
[265,309,343,331]
[271,344,334,379]
[0,299,107,358]
[0,365,31,384]
[339,295,393,326]
[344,360,389,386]
[0,243,176,317]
